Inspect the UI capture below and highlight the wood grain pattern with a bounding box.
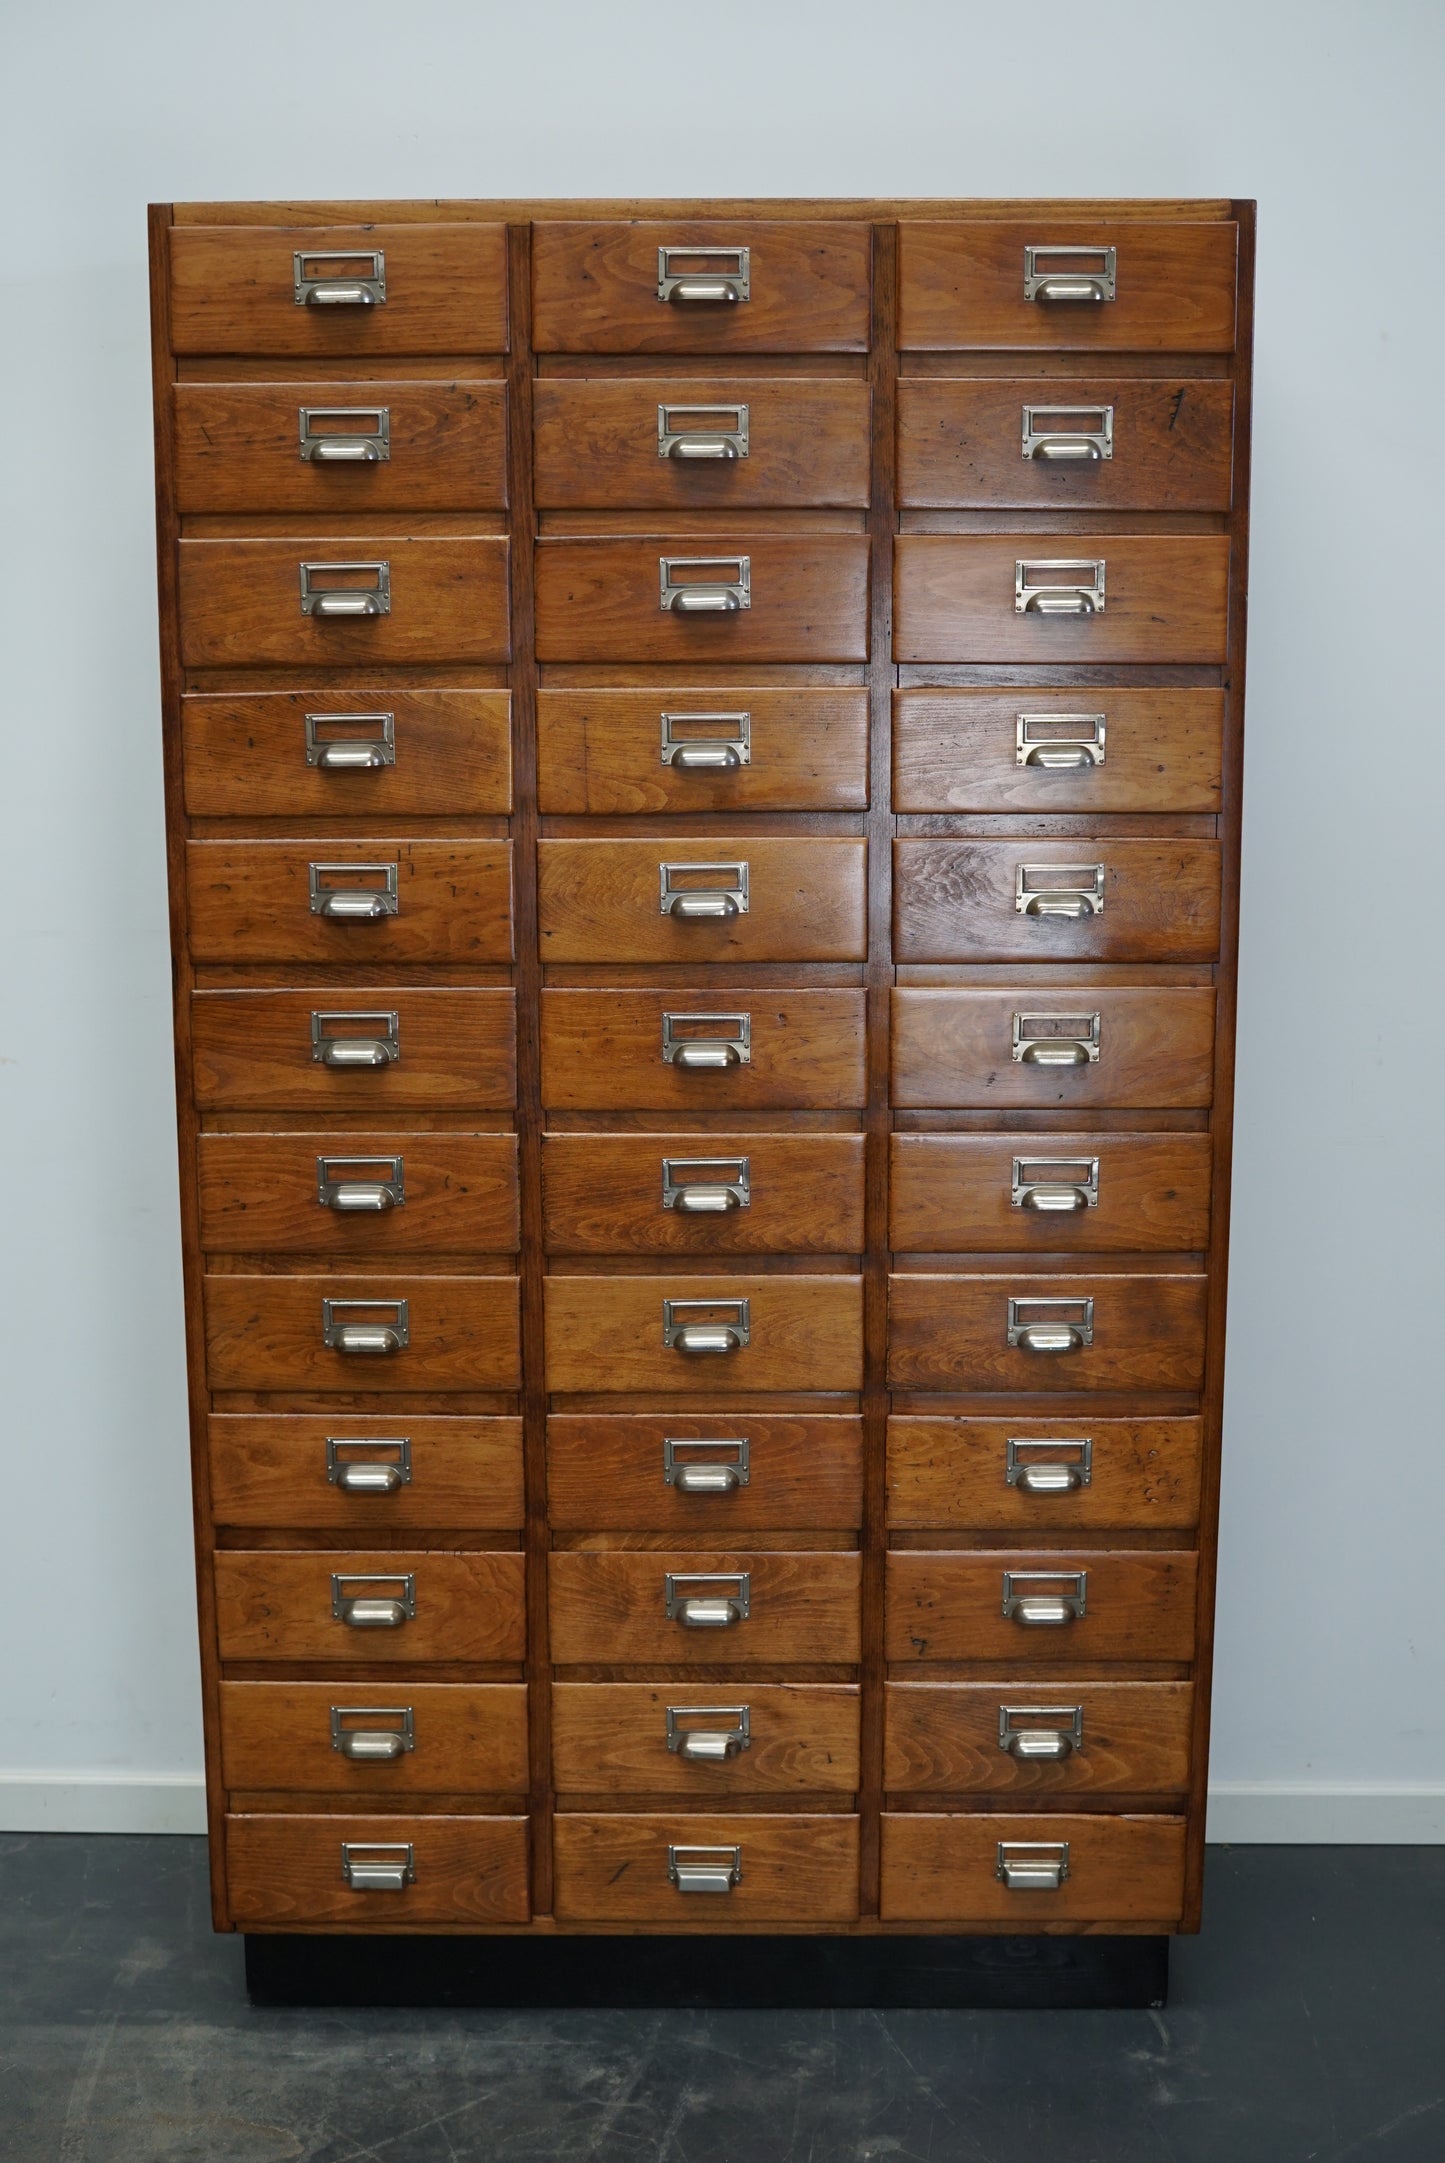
[208,1414,525,1529]
[894,839,1221,964]
[197,1132,519,1254]
[203,1272,522,1392]
[534,379,870,507]
[553,1813,860,1923]
[541,989,866,1111]
[536,687,869,813]
[226,1813,529,1926]
[219,1682,530,1794]
[892,687,1223,814]
[214,1550,527,1662]
[542,1132,864,1254]
[886,1417,1203,1533]
[890,987,1215,1111]
[889,1133,1212,1252]
[185,839,514,965]
[884,1550,1199,1664]
[549,1550,861,1664]
[552,1684,860,1794]
[535,536,869,662]
[538,837,866,963]
[547,1415,863,1532]
[885,1682,1193,1796]
[191,988,517,1112]
[887,1272,1208,1393]
[182,690,513,819]
[879,1812,1186,1924]
[544,1274,863,1394]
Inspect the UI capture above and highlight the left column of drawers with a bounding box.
[163,219,529,1927]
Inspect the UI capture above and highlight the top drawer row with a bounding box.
[169,220,1237,356]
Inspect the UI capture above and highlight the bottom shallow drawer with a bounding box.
[226,1813,530,1926]
[880,1812,1186,1924]
[553,1814,859,1924]
[219,1682,530,1796]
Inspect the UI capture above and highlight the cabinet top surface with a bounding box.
[164,197,1244,225]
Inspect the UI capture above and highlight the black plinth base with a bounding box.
[245,1931,1168,2010]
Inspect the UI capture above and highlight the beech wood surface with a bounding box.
[536,687,869,813]
[541,1132,864,1254]
[894,838,1221,964]
[225,1812,529,1926]
[214,1549,527,1662]
[887,1272,1208,1393]
[541,989,867,1110]
[879,1811,1187,1924]
[546,1414,863,1531]
[886,1417,1203,1532]
[543,1273,863,1394]
[889,1132,1212,1252]
[185,839,514,965]
[219,1682,530,1794]
[553,1812,860,1923]
[534,537,869,663]
[552,1683,860,1795]
[885,1681,1194,1796]
[182,690,513,819]
[537,837,866,963]
[889,988,1216,1110]
[190,988,517,1112]
[884,1550,1199,1663]
[208,1414,525,1529]
[203,1271,522,1391]
[892,687,1224,814]
[197,1132,520,1254]
[549,1550,862,1664]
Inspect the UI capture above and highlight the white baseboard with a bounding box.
[0,1774,208,1834]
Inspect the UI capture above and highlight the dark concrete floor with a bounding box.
[1,1836,1441,2163]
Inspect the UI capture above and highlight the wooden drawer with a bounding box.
[893,534,1229,664]
[555,1813,859,1923]
[181,691,512,819]
[544,1275,863,1394]
[887,1272,1207,1394]
[884,1551,1199,1664]
[550,1550,861,1664]
[536,687,868,814]
[547,1415,863,1532]
[541,989,866,1111]
[218,1682,529,1794]
[208,1414,524,1529]
[532,223,870,353]
[534,537,869,663]
[226,1813,528,1927]
[214,1550,526,1662]
[185,840,514,966]
[894,839,1221,964]
[203,1271,522,1392]
[533,379,870,507]
[880,1812,1186,1924]
[198,1132,519,1255]
[892,688,1223,815]
[889,1133,1212,1253]
[177,536,510,668]
[890,988,1215,1111]
[885,1682,1193,1797]
[537,838,866,963]
[542,1133,865,1254]
[191,988,516,1112]
[172,381,507,513]
[169,224,508,356]
[897,378,1233,510]
[898,220,1237,351]
[553,1684,860,1795]
[886,1417,1203,1533]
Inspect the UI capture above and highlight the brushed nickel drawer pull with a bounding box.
[660,711,752,770]
[299,406,391,463]
[1015,558,1106,616]
[1015,714,1106,770]
[659,555,751,613]
[658,401,750,460]
[1007,1295,1093,1354]
[1015,863,1105,919]
[1021,403,1113,463]
[1011,1011,1101,1067]
[663,1156,750,1214]
[1002,1569,1088,1627]
[323,1297,409,1356]
[667,1572,751,1629]
[299,560,391,617]
[660,861,749,920]
[317,1153,405,1212]
[661,1012,751,1068]
[309,861,400,921]
[997,1839,1071,1890]
[305,711,396,770]
[658,245,750,305]
[294,249,387,308]
[1011,1156,1099,1213]
[331,1572,417,1628]
[663,1437,750,1493]
[667,1705,751,1762]
[669,1842,743,1892]
[1024,244,1115,305]
[331,1706,415,1760]
[326,1436,412,1493]
[1005,1437,1093,1495]
[341,1841,415,1891]
[663,1297,749,1355]
[998,1704,1085,1760]
[310,1009,400,1068]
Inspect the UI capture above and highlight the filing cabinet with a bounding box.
[151,195,1251,1988]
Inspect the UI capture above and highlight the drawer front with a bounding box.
[886,1417,1203,1533]
[177,536,510,668]
[208,1414,524,1530]
[892,688,1223,815]
[880,1812,1186,1924]
[170,224,508,356]
[541,990,867,1111]
[537,687,869,814]
[884,1551,1199,1664]
[544,1275,863,1394]
[538,838,866,964]
[214,1550,526,1662]
[894,534,1229,663]
[885,1682,1193,1797]
[532,223,870,353]
[219,1682,529,1794]
[198,1133,519,1255]
[182,691,512,820]
[897,378,1233,510]
[894,839,1221,964]
[226,1813,528,1927]
[172,381,508,513]
[203,1272,522,1392]
[535,537,869,662]
[191,988,517,1112]
[890,988,1215,1111]
[547,1415,864,1532]
[552,1684,861,1795]
[533,379,870,508]
[549,1551,862,1664]
[888,1272,1207,1393]
[554,1813,860,1924]
[889,1134,1212,1253]
[542,1133,865,1255]
[186,840,514,966]
[898,220,1237,351]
